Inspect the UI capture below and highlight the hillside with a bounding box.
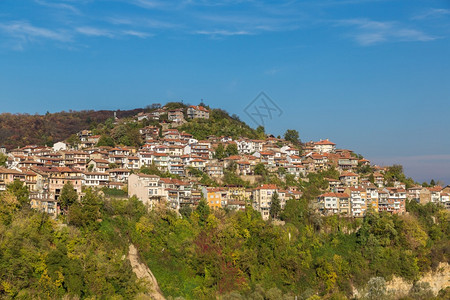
[0,103,264,150]
[0,108,145,150]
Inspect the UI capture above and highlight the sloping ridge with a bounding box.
[128,244,165,300]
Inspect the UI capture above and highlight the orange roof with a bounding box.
[315,140,336,146]
[340,171,358,177]
[254,184,277,190]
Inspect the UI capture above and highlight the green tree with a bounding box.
[284,129,300,145]
[214,143,226,159]
[256,126,265,139]
[179,206,192,219]
[0,153,8,166]
[59,181,78,212]
[97,135,115,147]
[6,180,29,208]
[254,163,267,176]
[225,143,238,156]
[196,198,210,227]
[270,191,281,219]
[66,134,80,148]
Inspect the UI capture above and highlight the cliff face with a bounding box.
[387,262,449,296]
[354,262,449,299]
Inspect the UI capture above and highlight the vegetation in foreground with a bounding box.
[1,180,448,299]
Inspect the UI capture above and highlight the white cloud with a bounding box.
[194,29,252,36]
[413,8,450,20]
[0,21,70,45]
[336,18,438,46]
[34,0,80,14]
[122,30,152,38]
[76,26,114,38]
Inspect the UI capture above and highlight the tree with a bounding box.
[0,153,8,166]
[430,179,436,186]
[214,143,226,159]
[254,163,267,176]
[66,134,80,148]
[97,135,115,147]
[6,180,29,208]
[270,191,281,219]
[179,206,192,219]
[60,182,78,212]
[225,143,238,156]
[284,129,300,145]
[196,198,210,227]
[256,126,265,139]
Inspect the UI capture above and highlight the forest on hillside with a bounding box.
[0,109,144,150]
[0,180,448,299]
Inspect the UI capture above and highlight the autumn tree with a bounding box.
[6,180,29,208]
[0,153,7,166]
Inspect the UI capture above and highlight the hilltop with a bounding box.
[0,102,264,150]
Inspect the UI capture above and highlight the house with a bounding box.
[108,168,130,183]
[203,187,228,210]
[168,109,185,123]
[407,186,422,203]
[30,192,59,218]
[252,184,278,220]
[53,142,67,152]
[32,166,83,201]
[338,156,359,171]
[205,161,224,177]
[314,139,336,154]
[345,186,368,217]
[378,187,406,214]
[339,171,359,187]
[0,168,25,191]
[128,173,166,209]
[84,172,109,187]
[140,126,160,140]
[187,105,210,119]
[317,192,350,215]
[373,172,385,188]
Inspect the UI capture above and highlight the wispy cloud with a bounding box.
[122,30,152,38]
[0,21,70,49]
[194,29,252,37]
[413,8,450,20]
[131,0,167,9]
[336,18,437,46]
[34,0,80,14]
[76,26,151,39]
[76,26,114,38]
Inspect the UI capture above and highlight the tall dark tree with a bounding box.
[270,191,281,219]
[196,198,210,227]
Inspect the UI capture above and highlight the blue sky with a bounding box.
[0,0,449,185]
